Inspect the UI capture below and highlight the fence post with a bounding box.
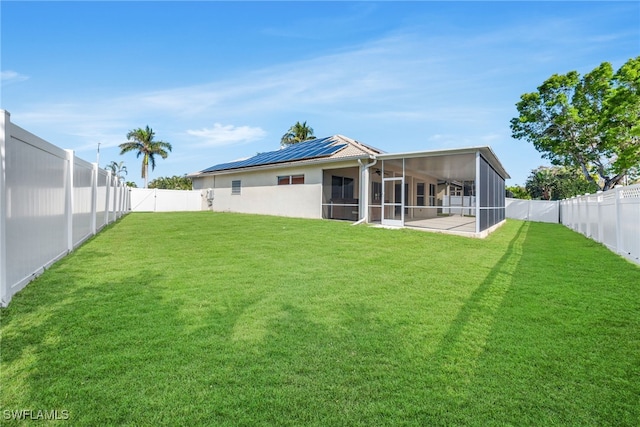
[584,193,591,237]
[596,191,603,243]
[65,149,74,252]
[615,185,623,256]
[0,110,9,306]
[91,163,98,235]
[119,181,124,216]
[111,175,117,221]
[105,171,112,225]
[114,179,120,218]
[576,197,580,230]
[569,198,573,229]
[119,181,125,216]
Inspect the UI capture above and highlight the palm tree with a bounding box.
[105,160,128,182]
[119,126,172,188]
[280,121,315,148]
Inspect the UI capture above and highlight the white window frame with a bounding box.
[277,174,305,185]
[231,180,241,195]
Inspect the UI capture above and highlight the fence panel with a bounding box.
[506,198,559,223]
[0,110,129,306]
[442,195,475,216]
[585,193,599,240]
[129,188,156,211]
[73,156,95,247]
[620,186,640,261]
[4,123,69,299]
[599,192,618,251]
[130,188,204,212]
[560,185,640,265]
[96,169,109,230]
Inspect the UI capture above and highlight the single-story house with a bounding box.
[189,135,510,237]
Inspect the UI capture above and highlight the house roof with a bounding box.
[190,135,383,176]
[189,136,510,181]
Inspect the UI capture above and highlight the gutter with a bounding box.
[353,156,378,225]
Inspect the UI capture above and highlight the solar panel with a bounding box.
[201,137,346,173]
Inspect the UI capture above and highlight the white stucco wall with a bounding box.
[192,160,445,222]
[193,165,326,219]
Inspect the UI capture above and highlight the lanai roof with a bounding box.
[377,146,511,180]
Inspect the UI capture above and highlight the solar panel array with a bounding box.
[201,136,347,173]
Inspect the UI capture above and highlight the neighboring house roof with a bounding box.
[190,135,383,176]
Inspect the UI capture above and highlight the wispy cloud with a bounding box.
[9,32,436,147]
[186,123,267,147]
[7,14,634,159]
[1,70,29,85]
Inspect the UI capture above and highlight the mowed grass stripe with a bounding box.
[1,212,638,426]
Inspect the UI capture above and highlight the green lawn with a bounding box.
[1,212,638,426]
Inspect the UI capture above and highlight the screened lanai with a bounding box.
[364,147,510,237]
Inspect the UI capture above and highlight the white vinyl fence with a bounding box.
[560,185,640,265]
[442,195,476,216]
[0,110,129,306]
[507,187,639,265]
[129,188,206,212]
[506,198,560,223]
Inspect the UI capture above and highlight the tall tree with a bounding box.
[510,57,640,191]
[119,126,172,188]
[602,57,640,183]
[105,160,128,182]
[148,175,193,190]
[280,121,315,148]
[526,167,556,200]
[525,166,599,200]
[506,185,531,200]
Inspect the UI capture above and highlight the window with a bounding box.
[278,174,305,185]
[416,183,425,206]
[231,180,241,195]
[429,183,436,206]
[331,175,354,199]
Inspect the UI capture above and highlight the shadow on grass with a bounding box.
[426,221,529,416]
[2,218,638,426]
[427,221,640,426]
[467,222,640,426]
[3,268,444,425]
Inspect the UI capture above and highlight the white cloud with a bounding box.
[6,13,634,166]
[5,31,495,144]
[186,123,267,146]
[1,70,29,84]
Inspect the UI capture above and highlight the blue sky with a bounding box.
[1,1,638,187]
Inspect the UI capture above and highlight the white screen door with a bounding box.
[382,177,403,226]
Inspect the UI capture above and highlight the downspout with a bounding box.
[353,156,378,225]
